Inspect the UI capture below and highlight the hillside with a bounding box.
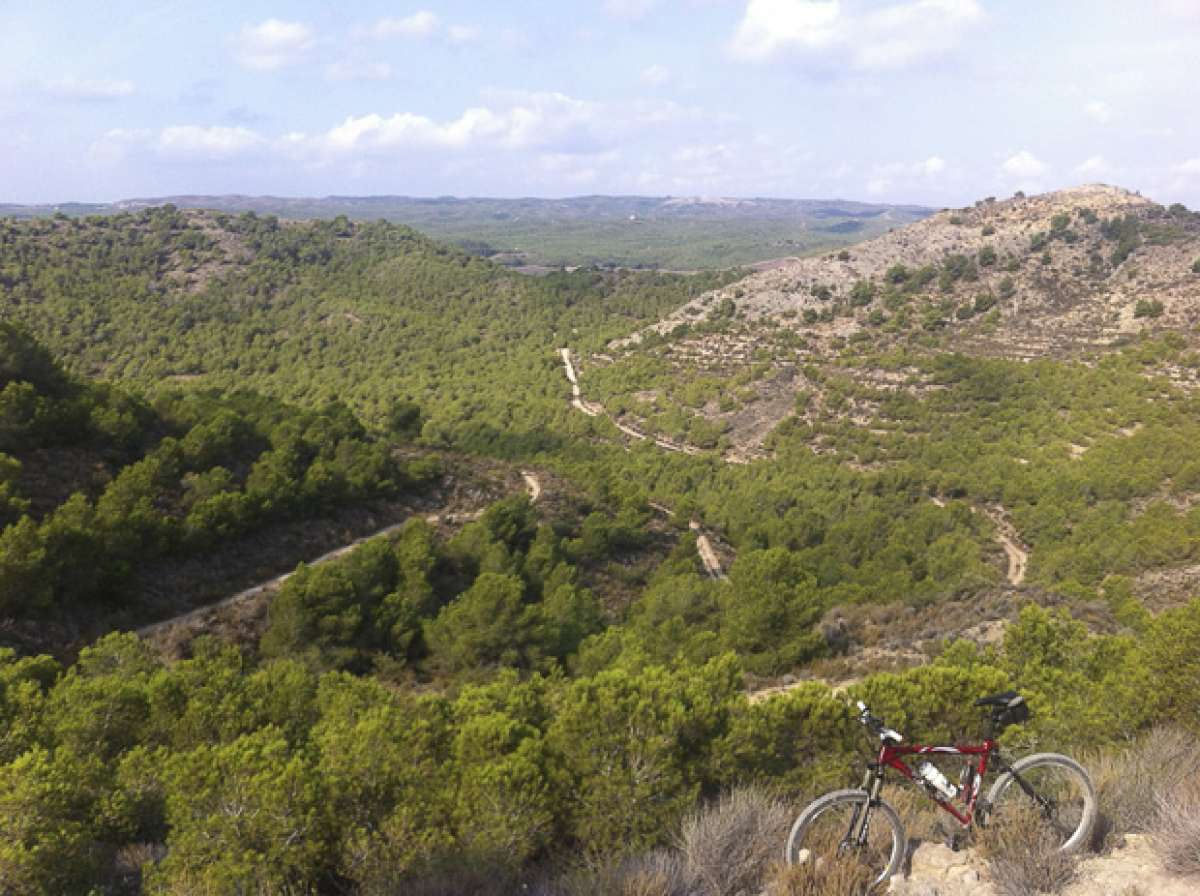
[0,206,738,454]
[0,323,456,655]
[650,185,1200,357]
[1,194,933,269]
[580,186,1200,456]
[3,192,1200,895]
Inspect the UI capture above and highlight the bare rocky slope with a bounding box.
[650,184,1200,359]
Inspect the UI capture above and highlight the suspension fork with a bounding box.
[845,764,884,847]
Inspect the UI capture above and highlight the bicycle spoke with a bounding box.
[794,798,896,884]
[991,761,1090,850]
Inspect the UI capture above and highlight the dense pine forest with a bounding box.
[2,206,1200,893]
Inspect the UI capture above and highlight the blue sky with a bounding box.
[2,0,1198,205]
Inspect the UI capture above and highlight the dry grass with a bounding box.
[1152,777,1200,877]
[550,851,685,896]
[552,786,797,896]
[676,786,793,896]
[764,799,887,896]
[763,859,877,896]
[978,803,1077,896]
[393,864,522,896]
[1088,726,1200,850]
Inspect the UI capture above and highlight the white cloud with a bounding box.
[672,143,736,179]
[1175,158,1200,177]
[89,91,704,175]
[604,0,660,19]
[88,128,152,164]
[731,0,840,59]
[45,77,135,100]
[92,125,265,164]
[922,155,946,176]
[641,63,671,85]
[730,0,983,69]
[1153,0,1200,19]
[310,92,605,156]
[325,60,393,82]
[365,13,481,45]
[371,11,440,38]
[448,24,482,44]
[865,155,947,194]
[1085,100,1111,123]
[1001,149,1047,179]
[1074,155,1113,178]
[232,19,315,70]
[158,126,265,160]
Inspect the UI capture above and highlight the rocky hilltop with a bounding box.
[652,185,1200,360]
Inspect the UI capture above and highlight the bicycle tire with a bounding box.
[784,789,907,889]
[984,752,1096,853]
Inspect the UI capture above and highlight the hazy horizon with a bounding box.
[3,1,1199,207]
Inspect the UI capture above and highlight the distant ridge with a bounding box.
[0,193,933,269]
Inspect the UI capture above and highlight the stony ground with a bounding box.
[892,834,1199,896]
[653,185,1200,358]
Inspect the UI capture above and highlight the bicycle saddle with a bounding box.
[973,689,1022,708]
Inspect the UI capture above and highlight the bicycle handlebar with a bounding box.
[855,700,903,743]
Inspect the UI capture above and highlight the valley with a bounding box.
[2,186,1200,895]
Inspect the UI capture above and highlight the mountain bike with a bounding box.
[784,691,1096,890]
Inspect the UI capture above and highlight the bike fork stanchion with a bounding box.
[848,766,883,848]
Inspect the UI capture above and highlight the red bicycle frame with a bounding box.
[877,739,997,827]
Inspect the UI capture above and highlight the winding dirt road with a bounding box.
[559,348,700,454]
[560,353,731,581]
[138,471,544,641]
[136,520,414,639]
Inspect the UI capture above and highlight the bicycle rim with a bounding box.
[786,791,904,891]
[987,756,1095,851]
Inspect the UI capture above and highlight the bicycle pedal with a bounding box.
[945,832,966,852]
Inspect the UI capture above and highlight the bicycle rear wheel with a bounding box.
[984,752,1096,852]
[784,789,906,891]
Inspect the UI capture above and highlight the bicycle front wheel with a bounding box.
[784,789,907,891]
[984,752,1096,853]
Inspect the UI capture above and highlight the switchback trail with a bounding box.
[559,349,732,580]
[559,348,700,454]
[137,472,543,641]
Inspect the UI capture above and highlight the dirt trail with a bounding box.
[560,348,601,417]
[521,471,542,503]
[558,348,701,454]
[136,519,414,639]
[979,504,1028,586]
[929,496,1028,586]
[689,520,728,581]
[138,473,544,642]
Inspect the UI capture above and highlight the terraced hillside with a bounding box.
[649,185,1199,353]
[588,185,1200,457]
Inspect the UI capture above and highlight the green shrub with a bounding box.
[1134,299,1164,319]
